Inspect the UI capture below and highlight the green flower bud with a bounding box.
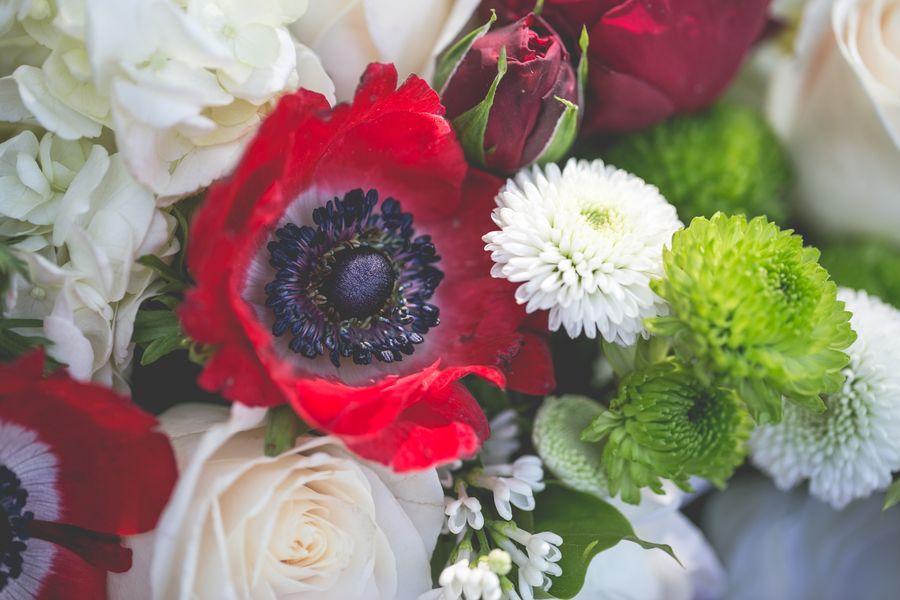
[605,104,791,223]
[649,213,856,424]
[533,395,607,496]
[583,361,752,504]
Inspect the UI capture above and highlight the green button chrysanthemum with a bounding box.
[649,213,856,424]
[605,104,791,223]
[532,395,608,496]
[582,360,752,504]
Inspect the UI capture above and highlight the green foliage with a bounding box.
[533,396,607,496]
[0,241,27,314]
[532,483,677,599]
[819,238,900,308]
[583,361,751,504]
[884,478,900,511]
[606,104,791,223]
[133,200,195,365]
[264,405,307,457]
[648,213,855,424]
[451,46,507,167]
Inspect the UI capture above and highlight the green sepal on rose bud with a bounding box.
[438,12,586,174]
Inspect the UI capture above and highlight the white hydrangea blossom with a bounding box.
[483,158,682,346]
[751,288,900,509]
[0,0,335,199]
[1,130,177,391]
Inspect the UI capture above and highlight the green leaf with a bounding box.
[0,326,51,361]
[433,11,497,94]
[532,483,678,599]
[140,335,187,366]
[536,28,588,166]
[884,478,900,510]
[264,405,307,457]
[451,46,507,167]
[137,255,189,291]
[133,310,182,344]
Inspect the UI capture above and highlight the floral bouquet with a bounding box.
[2,0,900,598]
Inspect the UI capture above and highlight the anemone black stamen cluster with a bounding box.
[0,465,33,592]
[265,189,443,368]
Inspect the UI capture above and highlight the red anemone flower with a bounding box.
[180,64,555,471]
[0,352,176,599]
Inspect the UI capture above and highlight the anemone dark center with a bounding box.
[0,465,32,590]
[322,247,395,320]
[264,189,443,368]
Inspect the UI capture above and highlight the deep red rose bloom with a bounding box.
[480,0,770,133]
[180,64,555,471]
[441,13,578,174]
[0,352,176,599]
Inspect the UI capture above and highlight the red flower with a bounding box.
[0,352,176,599]
[480,0,770,133]
[180,64,555,471]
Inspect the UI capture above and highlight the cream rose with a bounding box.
[767,0,900,243]
[108,404,444,600]
[290,0,480,101]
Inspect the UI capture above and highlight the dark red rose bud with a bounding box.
[479,0,770,135]
[438,13,581,175]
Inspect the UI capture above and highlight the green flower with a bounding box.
[583,361,752,504]
[649,213,856,424]
[532,395,607,496]
[819,238,900,308]
[605,104,790,223]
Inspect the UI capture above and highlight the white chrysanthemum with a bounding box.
[483,158,681,346]
[751,288,900,509]
[0,0,335,200]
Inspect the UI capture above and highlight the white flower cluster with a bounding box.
[0,0,335,200]
[484,158,682,346]
[1,129,177,390]
[435,411,563,600]
[752,288,900,509]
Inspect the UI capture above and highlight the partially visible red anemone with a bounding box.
[180,63,555,471]
[0,352,176,599]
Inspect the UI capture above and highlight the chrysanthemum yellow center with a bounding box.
[581,206,621,231]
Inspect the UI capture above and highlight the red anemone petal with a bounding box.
[343,382,490,471]
[0,353,177,536]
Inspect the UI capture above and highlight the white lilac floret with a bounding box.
[445,482,485,535]
[751,288,900,509]
[483,158,681,345]
[482,409,521,466]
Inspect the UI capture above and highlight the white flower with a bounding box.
[574,483,725,600]
[483,549,512,576]
[290,0,480,101]
[108,403,444,600]
[432,560,502,600]
[482,409,520,466]
[1,0,335,199]
[484,456,545,493]
[704,475,900,600]
[751,288,900,509]
[474,456,545,521]
[445,482,484,535]
[495,526,562,600]
[766,0,900,244]
[483,158,681,345]
[1,130,176,390]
